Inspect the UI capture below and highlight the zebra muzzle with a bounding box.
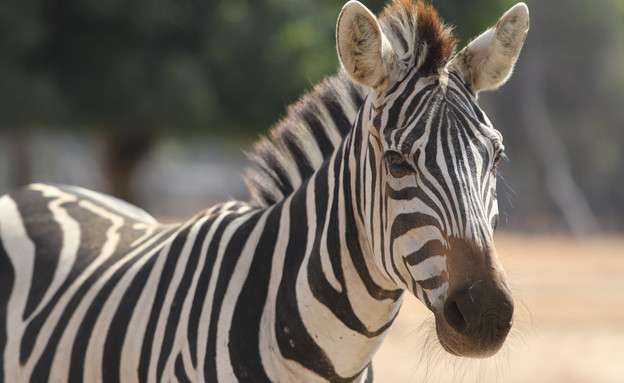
[436,279,514,358]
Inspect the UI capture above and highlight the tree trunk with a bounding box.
[517,45,599,237]
[100,130,153,204]
[9,130,32,188]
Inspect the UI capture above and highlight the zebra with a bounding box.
[0,0,529,381]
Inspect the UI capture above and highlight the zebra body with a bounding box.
[0,1,529,381]
[0,150,394,382]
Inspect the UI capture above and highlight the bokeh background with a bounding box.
[1,0,623,381]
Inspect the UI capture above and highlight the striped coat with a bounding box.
[0,0,529,381]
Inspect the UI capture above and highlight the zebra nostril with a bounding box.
[444,299,467,333]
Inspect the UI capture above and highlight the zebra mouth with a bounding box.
[435,312,512,358]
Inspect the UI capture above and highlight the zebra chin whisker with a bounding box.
[411,317,513,383]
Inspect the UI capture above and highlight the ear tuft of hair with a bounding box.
[413,1,457,75]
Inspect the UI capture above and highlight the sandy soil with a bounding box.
[372,234,624,383]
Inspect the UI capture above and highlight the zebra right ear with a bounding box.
[336,0,401,90]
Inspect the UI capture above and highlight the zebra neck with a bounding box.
[259,137,404,381]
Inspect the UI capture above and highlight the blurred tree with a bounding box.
[1,0,217,201]
[11,0,621,234]
[2,0,381,201]
[484,0,624,233]
[0,0,65,186]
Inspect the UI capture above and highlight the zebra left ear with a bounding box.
[336,0,402,90]
[450,2,529,94]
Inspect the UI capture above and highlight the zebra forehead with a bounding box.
[381,77,494,154]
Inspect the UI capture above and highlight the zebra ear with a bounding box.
[451,2,529,94]
[336,0,401,90]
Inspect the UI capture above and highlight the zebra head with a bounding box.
[337,0,529,357]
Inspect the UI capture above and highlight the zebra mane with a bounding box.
[244,0,457,207]
[243,72,366,207]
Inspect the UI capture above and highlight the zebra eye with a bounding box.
[384,151,413,176]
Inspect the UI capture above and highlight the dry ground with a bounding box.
[373,234,624,383]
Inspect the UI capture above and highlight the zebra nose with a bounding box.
[443,281,514,355]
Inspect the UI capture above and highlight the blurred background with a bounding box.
[1,0,623,381]
[2,0,622,234]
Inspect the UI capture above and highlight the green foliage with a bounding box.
[4,0,622,229]
[0,0,527,136]
[433,0,516,44]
